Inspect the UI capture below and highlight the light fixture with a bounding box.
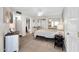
[37,9,43,16]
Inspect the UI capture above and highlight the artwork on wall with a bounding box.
[3,7,13,23]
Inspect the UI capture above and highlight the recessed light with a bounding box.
[37,10,43,16]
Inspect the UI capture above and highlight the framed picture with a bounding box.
[3,7,13,23]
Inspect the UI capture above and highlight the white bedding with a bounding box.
[34,29,60,38]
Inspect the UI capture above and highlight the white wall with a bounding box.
[32,18,48,29]
[64,7,79,52]
[29,17,49,33]
[0,8,3,23]
[0,8,10,35]
[0,7,4,52]
[64,7,79,18]
[31,17,49,29]
[0,7,9,52]
[29,16,62,33]
[40,19,48,29]
[21,15,26,36]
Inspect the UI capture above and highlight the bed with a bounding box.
[34,29,64,39]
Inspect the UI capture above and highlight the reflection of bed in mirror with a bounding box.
[34,29,64,39]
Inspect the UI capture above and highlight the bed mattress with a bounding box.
[34,29,59,38]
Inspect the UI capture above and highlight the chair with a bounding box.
[54,34,64,50]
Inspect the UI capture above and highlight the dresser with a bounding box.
[5,32,19,52]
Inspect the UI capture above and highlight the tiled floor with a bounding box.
[19,33,63,52]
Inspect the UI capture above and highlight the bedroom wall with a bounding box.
[31,16,48,29]
[28,16,49,33]
[64,7,79,52]
[0,7,10,35]
[0,7,10,51]
[0,8,3,23]
[29,16,62,33]
[0,7,4,52]
[30,17,61,29]
[40,18,48,29]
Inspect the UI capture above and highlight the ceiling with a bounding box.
[12,7,64,18]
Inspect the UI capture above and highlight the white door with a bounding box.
[64,18,79,52]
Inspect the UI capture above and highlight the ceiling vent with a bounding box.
[16,11,22,14]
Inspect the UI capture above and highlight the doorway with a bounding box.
[26,18,30,33]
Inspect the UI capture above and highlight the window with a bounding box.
[55,21,59,26]
[51,21,54,27]
[51,21,59,27]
